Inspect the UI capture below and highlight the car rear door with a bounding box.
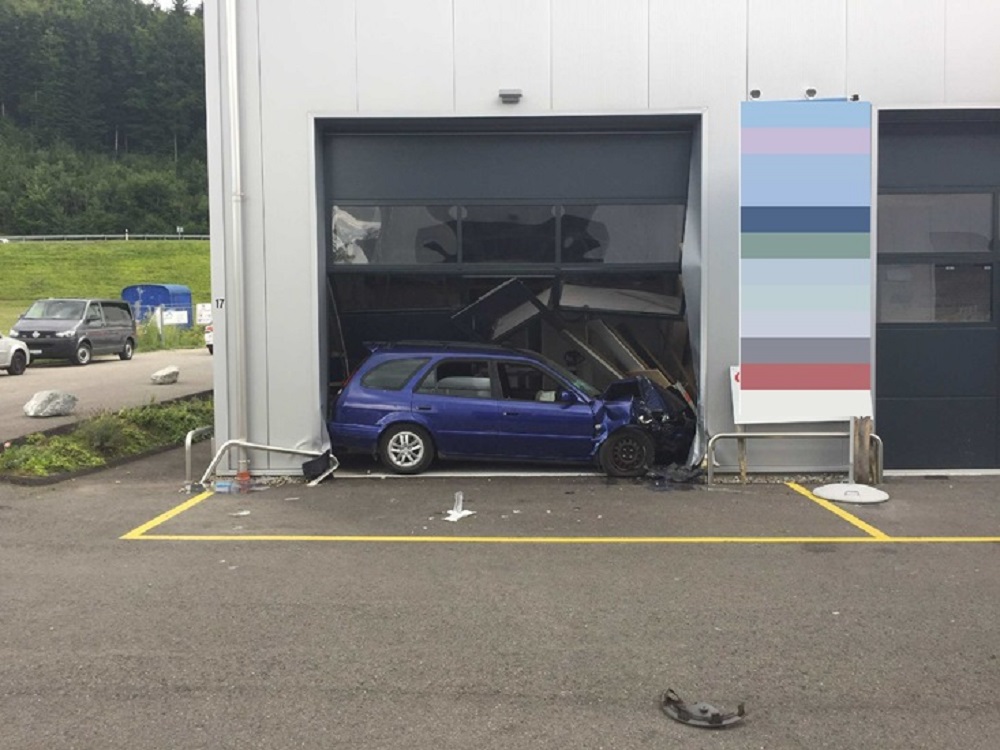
[410,358,500,457]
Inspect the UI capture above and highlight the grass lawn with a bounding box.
[0,240,210,333]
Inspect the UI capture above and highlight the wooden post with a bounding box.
[852,416,873,485]
[737,425,748,484]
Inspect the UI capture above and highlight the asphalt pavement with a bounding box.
[1,447,998,750]
[1,348,214,440]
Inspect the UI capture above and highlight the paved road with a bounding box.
[1,454,998,750]
[0,348,214,440]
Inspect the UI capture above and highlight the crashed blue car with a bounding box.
[327,342,695,476]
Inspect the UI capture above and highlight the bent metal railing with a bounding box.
[706,431,883,485]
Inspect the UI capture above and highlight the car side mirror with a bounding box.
[558,390,579,404]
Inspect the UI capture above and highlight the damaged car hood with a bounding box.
[597,375,696,464]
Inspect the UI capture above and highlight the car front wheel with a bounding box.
[73,342,92,366]
[379,424,435,474]
[119,338,134,361]
[7,350,27,375]
[599,427,654,478]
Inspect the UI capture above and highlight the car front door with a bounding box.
[492,361,597,461]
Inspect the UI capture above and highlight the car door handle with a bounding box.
[415,405,433,412]
[503,410,520,417]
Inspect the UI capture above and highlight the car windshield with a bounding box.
[23,300,86,320]
[532,352,601,399]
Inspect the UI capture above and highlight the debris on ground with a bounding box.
[443,491,475,522]
[646,463,704,491]
[660,689,745,728]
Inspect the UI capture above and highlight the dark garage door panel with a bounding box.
[877,397,997,469]
[324,131,692,203]
[876,327,998,398]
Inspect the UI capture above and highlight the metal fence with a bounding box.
[0,234,209,243]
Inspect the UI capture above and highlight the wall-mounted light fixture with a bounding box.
[499,88,522,104]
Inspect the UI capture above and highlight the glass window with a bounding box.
[878,263,992,323]
[415,360,492,398]
[360,357,429,391]
[24,300,86,320]
[462,206,556,263]
[496,362,563,402]
[86,304,103,322]
[562,205,684,264]
[878,194,992,254]
[331,205,457,265]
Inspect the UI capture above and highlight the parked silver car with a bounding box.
[0,333,30,375]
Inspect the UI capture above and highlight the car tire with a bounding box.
[599,427,654,478]
[72,342,92,366]
[378,424,435,474]
[8,350,27,376]
[119,338,134,361]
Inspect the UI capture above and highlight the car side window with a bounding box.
[415,359,492,399]
[105,305,129,324]
[86,303,103,323]
[360,357,429,391]
[497,362,562,402]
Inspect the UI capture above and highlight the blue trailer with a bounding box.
[121,284,194,328]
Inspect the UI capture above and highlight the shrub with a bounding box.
[0,396,214,478]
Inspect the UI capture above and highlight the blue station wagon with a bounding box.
[327,342,695,476]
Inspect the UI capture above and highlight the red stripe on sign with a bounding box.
[740,363,871,390]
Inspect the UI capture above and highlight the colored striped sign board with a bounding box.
[739,100,874,424]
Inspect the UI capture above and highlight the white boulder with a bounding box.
[24,390,78,417]
[151,366,180,385]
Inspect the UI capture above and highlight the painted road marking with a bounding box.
[126,534,1000,543]
[786,482,890,539]
[120,491,213,540]
[122,488,1000,544]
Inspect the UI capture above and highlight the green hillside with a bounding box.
[0,239,210,332]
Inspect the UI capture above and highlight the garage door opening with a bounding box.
[318,115,703,464]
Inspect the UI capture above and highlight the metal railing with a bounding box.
[0,234,209,242]
[706,431,884,485]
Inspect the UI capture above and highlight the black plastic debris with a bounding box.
[302,450,338,485]
[660,689,745,728]
[647,463,704,491]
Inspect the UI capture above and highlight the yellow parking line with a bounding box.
[787,482,890,539]
[129,533,1000,543]
[120,491,213,539]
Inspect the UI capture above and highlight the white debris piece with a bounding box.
[23,390,78,417]
[444,490,475,522]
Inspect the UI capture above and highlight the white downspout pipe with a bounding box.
[224,0,249,468]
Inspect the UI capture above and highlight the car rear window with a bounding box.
[360,357,429,391]
[103,304,133,324]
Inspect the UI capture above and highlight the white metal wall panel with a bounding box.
[455,0,551,113]
[356,0,454,112]
[259,0,356,113]
[650,0,745,109]
[748,0,846,102]
[551,0,648,111]
[945,0,1000,103]
[252,0,356,466]
[846,0,946,105]
[651,0,746,454]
